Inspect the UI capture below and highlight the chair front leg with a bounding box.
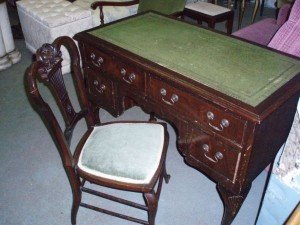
[65,167,82,225]
[143,191,158,225]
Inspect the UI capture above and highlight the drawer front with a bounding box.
[85,68,115,110]
[148,77,246,145]
[84,44,113,73]
[113,60,145,92]
[186,130,241,182]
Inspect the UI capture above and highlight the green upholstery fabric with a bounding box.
[78,123,165,184]
[89,13,300,107]
[137,0,186,14]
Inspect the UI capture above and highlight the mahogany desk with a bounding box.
[74,12,300,225]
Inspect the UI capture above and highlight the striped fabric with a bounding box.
[268,0,300,57]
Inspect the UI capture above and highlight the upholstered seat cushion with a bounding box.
[78,123,165,184]
[185,2,230,16]
[17,0,91,28]
[232,18,281,46]
[137,0,186,15]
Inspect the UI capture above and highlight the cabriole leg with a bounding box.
[217,183,251,225]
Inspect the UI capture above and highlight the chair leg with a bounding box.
[163,163,170,184]
[149,112,157,122]
[71,189,81,225]
[65,167,82,225]
[144,192,158,225]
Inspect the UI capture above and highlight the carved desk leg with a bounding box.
[217,183,251,225]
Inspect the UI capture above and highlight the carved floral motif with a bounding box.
[36,43,62,80]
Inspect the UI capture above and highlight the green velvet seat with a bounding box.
[137,0,186,15]
[25,37,170,225]
[78,123,165,184]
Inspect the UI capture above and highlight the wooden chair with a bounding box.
[183,1,234,34]
[91,0,187,25]
[25,36,170,225]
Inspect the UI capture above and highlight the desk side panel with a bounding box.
[246,94,299,182]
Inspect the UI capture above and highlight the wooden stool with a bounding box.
[183,2,234,34]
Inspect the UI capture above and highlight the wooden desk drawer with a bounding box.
[186,130,241,182]
[85,68,116,111]
[112,60,145,92]
[84,44,113,73]
[149,77,246,145]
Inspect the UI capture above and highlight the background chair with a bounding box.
[25,36,170,225]
[183,1,234,34]
[91,0,187,25]
[233,0,300,58]
[232,2,292,46]
[268,0,300,57]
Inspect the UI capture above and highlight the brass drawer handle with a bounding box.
[202,144,223,163]
[160,88,179,105]
[90,53,104,67]
[122,73,136,84]
[120,68,126,76]
[120,68,136,84]
[206,111,230,132]
[93,79,106,94]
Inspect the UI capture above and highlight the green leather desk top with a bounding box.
[89,13,300,107]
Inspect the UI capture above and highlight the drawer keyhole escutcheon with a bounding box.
[90,53,104,67]
[160,88,179,105]
[207,111,230,132]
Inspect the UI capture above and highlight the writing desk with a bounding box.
[74,12,300,225]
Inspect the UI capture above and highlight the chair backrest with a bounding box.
[137,0,186,15]
[25,36,94,167]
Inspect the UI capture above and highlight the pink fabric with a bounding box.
[233,18,280,46]
[268,20,300,57]
[232,3,292,46]
[289,0,300,21]
[276,4,291,26]
[268,0,300,57]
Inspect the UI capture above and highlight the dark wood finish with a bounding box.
[183,6,234,34]
[74,15,299,224]
[25,36,170,225]
[91,0,140,25]
[91,0,184,25]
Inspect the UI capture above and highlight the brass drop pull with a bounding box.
[160,88,179,105]
[202,143,223,163]
[206,111,230,132]
[93,79,106,94]
[215,152,224,160]
[90,53,104,67]
[121,68,136,84]
[202,144,209,153]
[120,68,126,76]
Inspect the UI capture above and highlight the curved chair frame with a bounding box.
[25,36,170,225]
